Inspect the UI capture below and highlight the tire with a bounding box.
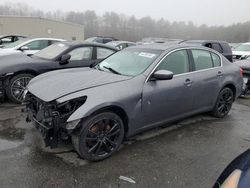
[6,74,34,103]
[211,87,234,118]
[72,112,125,161]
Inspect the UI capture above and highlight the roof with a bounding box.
[129,43,214,51]
[183,40,228,44]
[59,41,118,51]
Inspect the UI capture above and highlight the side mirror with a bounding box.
[19,46,30,51]
[151,70,174,81]
[59,54,71,65]
[0,39,2,45]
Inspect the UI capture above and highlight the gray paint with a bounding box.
[27,44,243,137]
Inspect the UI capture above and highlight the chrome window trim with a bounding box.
[146,47,223,82]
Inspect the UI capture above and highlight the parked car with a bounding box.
[229,43,241,50]
[0,37,65,56]
[0,35,26,47]
[0,41,118,103]
[183,40,233,62]
[235,57,250,96]
[25,43,242,161]
[233,42,250,60]
[106,41,136,50]
[85,36,118,44]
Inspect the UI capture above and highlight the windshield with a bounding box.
[97,48,162,76]
[2,38,28,49]
[33,43,69,60]
[235,44,250,51]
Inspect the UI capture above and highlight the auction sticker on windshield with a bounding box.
[138,52,156,58]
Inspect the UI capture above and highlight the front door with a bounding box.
[141,49,195,128]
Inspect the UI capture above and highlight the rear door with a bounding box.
[190,49,223,110]
[141,49,195,127]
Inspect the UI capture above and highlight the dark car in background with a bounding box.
[25,44,242,161]
[85,36,118,44]
[183,40,233,62]
[0,35,26,47]
[0,41,118,103]
[106,41,136,50]
[235,57,250,96]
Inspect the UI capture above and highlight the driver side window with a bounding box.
[156,50,190,75]
[68,47,93,61]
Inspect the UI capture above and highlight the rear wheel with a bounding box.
[72,112,124,161]
[6,74,34,103]
[211,87,234,118]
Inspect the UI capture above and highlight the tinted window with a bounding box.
[103,38,112,43]
[156,50,189,75]
[127,43,136,47]
[192,50,213,70]
[212,43,223,53]
[25,40,50,50]
[68,47,93,60]
[97,47,115,59]
[211,53,221,67]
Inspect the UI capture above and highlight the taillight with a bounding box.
[240,68,243,77]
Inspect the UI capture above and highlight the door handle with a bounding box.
[184,79,193,86]
[217,71,223,77]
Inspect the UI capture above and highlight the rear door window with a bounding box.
[211,53,221,67]
[156,50,190,75]
[191,50,213,70]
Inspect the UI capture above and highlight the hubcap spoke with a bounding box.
[88,142,100,154]
[107,128,121,137]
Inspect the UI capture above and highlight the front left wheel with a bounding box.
[72,112,125,161]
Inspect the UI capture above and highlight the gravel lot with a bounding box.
[0,98,250,188]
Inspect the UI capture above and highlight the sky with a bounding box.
[5,0,250,26]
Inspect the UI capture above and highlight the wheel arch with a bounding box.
[222,83,236,101]
[90,105,129,136]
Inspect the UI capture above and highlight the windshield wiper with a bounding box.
[103,66,121,75]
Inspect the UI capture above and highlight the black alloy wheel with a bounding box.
[6,74,34,103]
[72,112,124,161]
[212,87,234,118]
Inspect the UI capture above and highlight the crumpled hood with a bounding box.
[27,68,131,102]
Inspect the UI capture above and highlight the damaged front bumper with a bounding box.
[25,93,86,148]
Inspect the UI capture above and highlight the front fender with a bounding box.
[67,98,126,122]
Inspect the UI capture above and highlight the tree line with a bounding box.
[0,2,250,42]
